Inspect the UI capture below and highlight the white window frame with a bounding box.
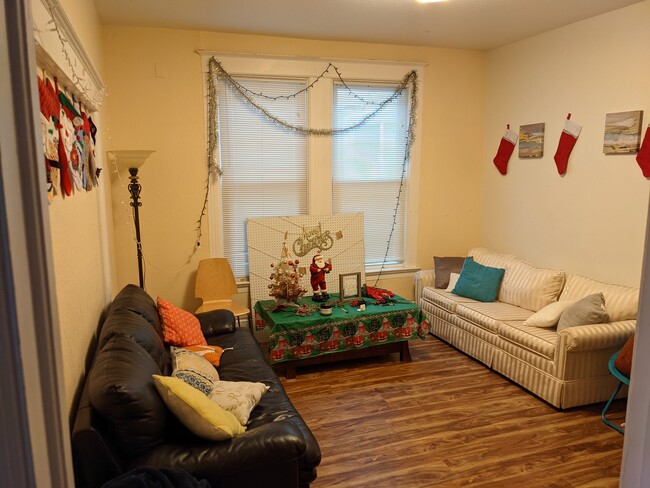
[200,52,423,277]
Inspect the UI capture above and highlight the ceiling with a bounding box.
[93,0,641,51]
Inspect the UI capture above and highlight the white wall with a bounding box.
[102,27,485,308]
[47,0,112,416]
[482,0,650,287]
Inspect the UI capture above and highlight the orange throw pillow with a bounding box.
[158,297,207,347]
[184,345,225,367]
[614,334,634,378]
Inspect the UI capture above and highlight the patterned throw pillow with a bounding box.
[183,345,227,367]
[208,381,270,425]
[157,297,207,347]
[171,347,219,396]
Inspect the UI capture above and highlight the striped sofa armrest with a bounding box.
[558,320,636,353]
[414,269,436,306]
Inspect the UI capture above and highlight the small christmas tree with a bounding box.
[268,242,307,306]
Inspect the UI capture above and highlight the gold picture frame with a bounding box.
[339,272,362,301]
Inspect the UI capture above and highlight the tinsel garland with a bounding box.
[204,56,419,284]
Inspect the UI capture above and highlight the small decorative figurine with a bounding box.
[310,253,332,302]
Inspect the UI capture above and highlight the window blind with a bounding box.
[217,78,308,278]
[332,83,409,266]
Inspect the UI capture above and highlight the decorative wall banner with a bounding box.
[33,0,105,201]
[603,110,643,154]
[519,123,545,159]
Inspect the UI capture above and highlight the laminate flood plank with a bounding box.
[282,335,626,487]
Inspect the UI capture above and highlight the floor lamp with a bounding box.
[110,150,155,289]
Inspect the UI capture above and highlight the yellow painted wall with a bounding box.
[102,28,486,306]
[48,0,112,415]
[482,1,650,287]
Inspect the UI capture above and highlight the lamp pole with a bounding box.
[110,150,154,289]
[127,167,145,288]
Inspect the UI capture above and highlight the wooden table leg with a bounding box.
[286,365,296,379]
[400,341,412,362]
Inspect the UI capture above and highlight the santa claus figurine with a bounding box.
[310,253,332,302]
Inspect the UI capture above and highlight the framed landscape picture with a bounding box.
[519,123,545,158]
[603,110,643,154]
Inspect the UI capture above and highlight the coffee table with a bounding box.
[253,294,430,378]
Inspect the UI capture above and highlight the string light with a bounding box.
[206,57,419,286]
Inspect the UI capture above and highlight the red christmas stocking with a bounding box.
[554,114,582,175]
[493,126,517,175]
[636,124,650,177]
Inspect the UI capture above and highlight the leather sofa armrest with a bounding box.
[196,309,236,337]
[559,320,636,352]
[133,420,306,483]
[414,269,436,306]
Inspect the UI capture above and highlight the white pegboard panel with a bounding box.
[247,213,365,340]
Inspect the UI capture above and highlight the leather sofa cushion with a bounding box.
[108,284,164,340]
[209,328,321,480]
[98,309,168,372]
[88,335,168,458]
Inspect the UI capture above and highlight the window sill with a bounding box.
[365,266,420,279]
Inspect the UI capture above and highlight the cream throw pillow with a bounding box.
[153,375,245,440]
[208,381,270,426]
[445,273,461,292]
[523,300,576,328]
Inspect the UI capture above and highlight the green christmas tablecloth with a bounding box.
[253,294,430,364]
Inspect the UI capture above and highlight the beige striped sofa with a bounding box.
[415,248,638,409]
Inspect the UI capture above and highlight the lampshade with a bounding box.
[109,150,155,170]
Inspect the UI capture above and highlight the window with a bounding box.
[205,54,422,279]
[332,83,409,266]
[217,78,308,277]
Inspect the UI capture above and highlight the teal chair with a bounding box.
[601,350,630,434]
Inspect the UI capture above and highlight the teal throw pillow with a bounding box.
[452,257,505,302]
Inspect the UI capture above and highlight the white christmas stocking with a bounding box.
[493,126,517,175]
[554,114,582,175]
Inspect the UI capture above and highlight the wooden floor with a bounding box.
[281,335,627,488]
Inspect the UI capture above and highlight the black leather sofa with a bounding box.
[71,284,321,488]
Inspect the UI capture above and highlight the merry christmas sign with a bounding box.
[247,213,365,342]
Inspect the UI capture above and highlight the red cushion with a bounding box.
[614,334,634,378]
[157,297,207,347]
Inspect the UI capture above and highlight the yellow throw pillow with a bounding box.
[152,375,245,441]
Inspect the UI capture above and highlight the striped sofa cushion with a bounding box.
[498,260,565,312]
[455,301,533,333]
[468,247,515,270]
[421,287,477,313]
[559,274,639,322]
[498,321,558,359]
